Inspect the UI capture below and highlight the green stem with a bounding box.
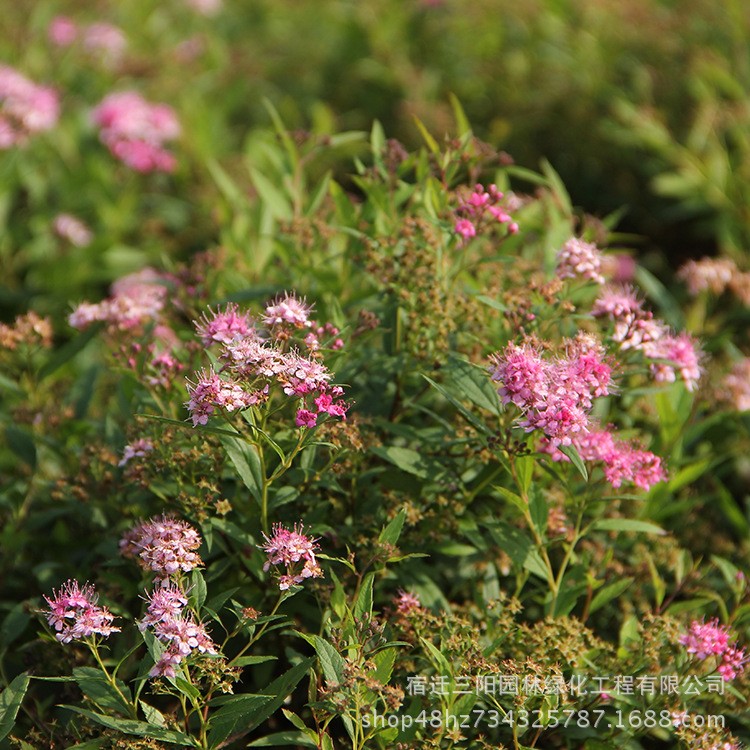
[89,640,138,720]
[228,594,285,668]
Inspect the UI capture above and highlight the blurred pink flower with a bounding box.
[0,65,59,148]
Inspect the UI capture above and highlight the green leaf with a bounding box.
[372,648,396,685]
[354,573,374,621]
[528,488,548,538]
[559,444,588,482]
[448,93,471,136]
[379,508,407,546]
[59,706,197,746]
[248,731,317,747]
[421,374,491,434]
[485,521,548,579]
[38,324,101,380]
[588,578,634,615]
[515,455,534,494]
[189,570,207,610]
[371,446,430,479]
[72,667,132,716]
[444,356,500,415]
[593,519,666,535]
[206,656,314,748]
[412,116,439,154]
[221,435,264,505]
[232,655,278,668]
[296,635,344,686]
[0,672,30,741]
[4,426,36,471]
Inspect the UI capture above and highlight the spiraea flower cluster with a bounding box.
[118,438,154,467]
[43,580,120,643]
[489,335,612,448]
[680,619,747,681]
[69,268,169,332]
[261,523,324,590]
[92,91,180,173]
[555,237,605,284]
[120,515,203,578]
[453,183,518,241]
[593,285,702,391]
[541,427,666,490]
[491,335,667,489]
[138,584,217,678]
[186,295,348,429]
[0,65,59,149]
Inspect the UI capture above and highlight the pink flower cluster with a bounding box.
[120,515,203,578]
[186,294,348,428]
[678,257,738,296]
[138,584,217,679]
[69,268,169,332]
[0,65,59,149]
[261,523,324,590]
[394,590,422,615]
[185,368,266,426]
[721,359,750,412]
[593,285,702,392]
[195,303,253,346]
[541,428,666,490]
[556,237,605,284]
[489,336,612,448]
[92,92,180,173]
[52,213,93,247]
[454,183,518,241]
[49,17,127,62]
[43,580,120,643]
[680,619,747,681]
[118,438,154,467]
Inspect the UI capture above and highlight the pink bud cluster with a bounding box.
[0,65,59,149]
[92,91,180,173]
[48,17,127,62]
[69,268,169,332]
[138,584,217,679]
[120,515,203,578]
[680,619,747,682]
[541,427,666,490]
[489,337,612,448]
[454,183,519,241]
[261,523,324,590]
[52,214,93,247]
[556,237,605,284]
[43,580,120,643]
[593,285,702,392]
[186,295,348,428]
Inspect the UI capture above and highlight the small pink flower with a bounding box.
[92,91,179,173]
[454,218,476,240]
[195,303,254,347]
[43,580,120,643]
[263,293,313,328]
[295,408,318,428]
[556,237,604,284]
[394,590,422,614]
[261,523,323,590]
[120,515,203,578]
[0,66,60,148]
[53,214,93,247]
[48,16,78,46]
[118,438,154,467]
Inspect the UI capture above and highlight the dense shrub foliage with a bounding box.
[1,2,750,750]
